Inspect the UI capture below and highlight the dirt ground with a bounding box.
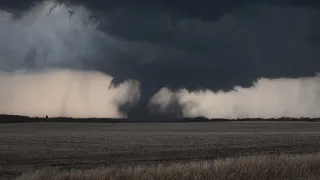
[1,121,320,179]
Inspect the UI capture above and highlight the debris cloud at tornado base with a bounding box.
[150,76,320,119]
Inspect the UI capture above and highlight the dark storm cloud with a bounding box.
[2,0,319,20]
[1,0,320,119]
[87,1,320,119]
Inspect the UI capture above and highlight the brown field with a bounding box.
[1,121,320,179]
[16,153,320,180]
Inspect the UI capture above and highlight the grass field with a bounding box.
[16,153,320,180]
[1,121,320,179]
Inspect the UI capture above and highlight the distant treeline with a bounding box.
[0,114,319,123]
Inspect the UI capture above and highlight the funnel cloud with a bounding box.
[0,0,320,119]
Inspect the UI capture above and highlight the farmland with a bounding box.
[1,121,320,179]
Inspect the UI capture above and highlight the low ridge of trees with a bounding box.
[0,114,318,123]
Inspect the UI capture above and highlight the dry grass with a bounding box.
[16,153,320,180]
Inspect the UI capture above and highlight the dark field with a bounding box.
[1,121,320,179]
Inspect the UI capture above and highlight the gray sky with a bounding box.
[0,0,319,119]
